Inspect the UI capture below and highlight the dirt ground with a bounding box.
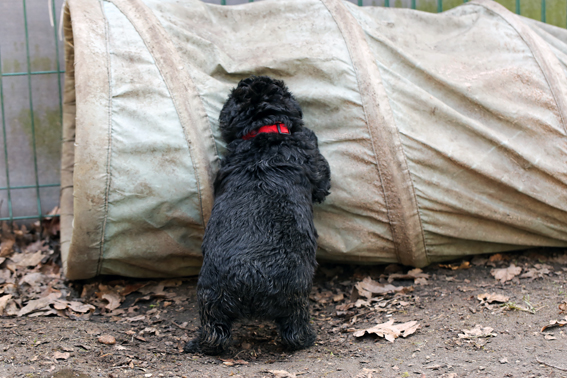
[1,237,567,378]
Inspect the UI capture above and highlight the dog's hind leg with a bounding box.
[184,291,234,355]
[276,303,316,351]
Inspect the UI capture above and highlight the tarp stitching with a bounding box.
[96,0,114,276]
[320,0,429,267]
[108,0,219,226]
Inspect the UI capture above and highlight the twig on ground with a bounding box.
[536,357,567,372]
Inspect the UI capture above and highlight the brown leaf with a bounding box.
[53,351,70,360]
[355,277,407,298]
[0,294,12,315]
[489,253,505,262]
[53,300,68,311]
[10,251,44,267]
[3,299,18,316]
[388,268,429,283]
[353,320,420,342]
[559,302,567,315]
[19,272,45,286]
[520,264,552,280]
[98,334,116,345]
[332,293,344,302]
[477,293,510,304]
[541,317,567,332]
[458,325,496,339]
[25,240,49,254]
[120,283,147,296]
[439,261,471,270]
[0,239,14,258]
[126,314,145,322]
[137,282,166,296]
[17,292,61,317]
[414,277,428,286]
[491,264,522,283]
[68,301,95,313]
[102,292,122,311]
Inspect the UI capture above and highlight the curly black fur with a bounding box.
[184,76,331,355]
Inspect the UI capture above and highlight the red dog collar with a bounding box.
[242,123,290,140]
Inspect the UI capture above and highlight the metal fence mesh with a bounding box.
[0,0,563,224]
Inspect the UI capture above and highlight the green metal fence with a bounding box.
[0,0,64,223]
[0,0,564,224]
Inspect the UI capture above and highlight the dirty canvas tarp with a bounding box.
[60,0,567,279]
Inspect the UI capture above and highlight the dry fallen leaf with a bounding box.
[0,239,15,258]
[126,314,145,322]
[491,264,522,283]
[98,334,116,345]
[541,317,567,332]
[17,292,61,317]
[387,268,430,283]
[19,272,45,287]
[458,324,496,339]
[489,253,505,262]
[520,264,552,280]
[477,293,510,304]
[10,251,44,267]
[332,293,344,302]
[268,370,296,378]
[0,294,12,315]
[439,261,471,270]
[69,301,95,313]
[53,351,70,360]
[353,319,419,342]
[559,301,567,315]
[355,277,408,299]
[102,292,122,311]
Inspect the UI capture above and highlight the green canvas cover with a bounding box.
[60,0,567,279]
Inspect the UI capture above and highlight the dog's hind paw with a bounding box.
[184,338,226,355]
[183,339,201,354]
[281,325,316,351]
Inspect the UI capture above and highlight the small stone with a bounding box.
[97,334,116,345]
[499,358,508,364]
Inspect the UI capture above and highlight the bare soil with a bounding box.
[1,248,567,378]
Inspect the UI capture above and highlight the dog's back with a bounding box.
[200,129,324,319]
[186,76,330,355]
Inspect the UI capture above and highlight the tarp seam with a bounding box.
[97,0,114,276]
[320,0,429,267]
[319,1,391,244]
[108,0,218,226]
[471,0,567,136]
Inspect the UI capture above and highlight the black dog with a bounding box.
[184,76,331,355]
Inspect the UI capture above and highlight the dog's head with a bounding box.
[219,76,303,143]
